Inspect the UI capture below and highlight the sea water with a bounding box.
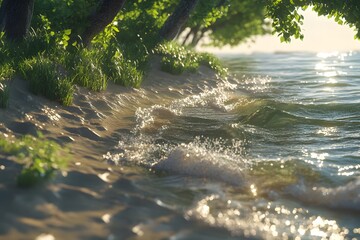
[103,51,360,239]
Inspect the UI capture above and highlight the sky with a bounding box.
[202,9,360,54]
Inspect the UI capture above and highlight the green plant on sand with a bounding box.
[18,55,74,106]
[155,42,228,77]
[0,63,15,108]
[71,49,108,92]
[0,133,69,188]
[102,49,143,88]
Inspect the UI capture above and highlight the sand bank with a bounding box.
[0,58,217,239]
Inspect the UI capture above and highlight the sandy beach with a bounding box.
[0,59,218,239]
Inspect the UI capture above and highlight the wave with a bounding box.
[154,137,247,186]
[288,177,360,211]
[240,106,343,128]
[105,135,249,186]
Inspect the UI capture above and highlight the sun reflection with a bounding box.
[35,234,55,240]
[323,87,335,92]
[316,52,351,60]
[310,152,328,161]
[327,78,338,84]
[338,164,360,176]
[187,195,351,239]
[317,52,341,59]
[318,71,339,78]
[250,184,258,197]
[315,62,334,71]
[317,127,337,136]
[101,213,111,224]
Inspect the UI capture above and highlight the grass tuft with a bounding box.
[199,52,228,78]
[0,82,10,108]
[0,133,69,188]
[0,64,15,108]
[155,42,227,77]
[18,55,74,106]
[155,42,198,75]
[102,50,143,88]
[71,49,108,91]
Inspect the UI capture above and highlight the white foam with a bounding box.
[105,135,248,186]
[134,80,237,132]
[289,177,360,210]
[154,138,247,186]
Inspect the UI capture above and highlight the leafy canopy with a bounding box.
[267,0,360,42]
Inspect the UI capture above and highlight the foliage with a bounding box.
[71,49,108,92]
[0,63,14,108]
[0,0,235,108]
[102,49,143,87]
[0,133,69,188]
[266,0,360,42]
[18,55,74,106]
[198,52,228,77]
[155,42,227,76]
[190,0,230,29]
[0,81,9,108]
[156,42,199,74]
[207,0,271,47]
[32,0,98,38]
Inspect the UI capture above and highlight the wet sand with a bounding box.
[0,59,217,239]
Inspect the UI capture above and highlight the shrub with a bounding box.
[155,42,228,77]
[155,42,199,75]
[199,52,228,77]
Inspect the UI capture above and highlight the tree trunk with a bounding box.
[81,0,126,47]
[191,28,206,47]
[159,0,199,41]
[0,0,35,41]
[181,28,193,45]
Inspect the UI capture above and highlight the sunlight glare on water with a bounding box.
[103,51,360,239]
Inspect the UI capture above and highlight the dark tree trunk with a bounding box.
[191,28,206,47]
[81,0,126,47]
[181,26,200,46]
[159,0,199,41]
[181,28,193,45]
[216,0,228,8]
[0,0,35,41]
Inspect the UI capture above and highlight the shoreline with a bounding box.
[0,58,218,238]
[0,57,215,182]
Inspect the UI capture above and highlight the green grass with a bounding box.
[155,42,228,77]
[18,55,74,106]
[0,82,9,108]
[102,50,143,88]
[155,42,199,75]
[0,133,69,188]
[0,63,15,108]
[71,49,108,91]
[1,26,227,107]
[198,52,228,78]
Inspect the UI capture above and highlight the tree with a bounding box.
[267,0,360,42]
[81,0,127,46]
[0,0,126,45]
[180,0,270,47]
[180,0,230,46]
[159,0,199,40]
[0,0,35,40]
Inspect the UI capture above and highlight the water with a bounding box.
[105,51,360,239]
[2,51,360,239]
